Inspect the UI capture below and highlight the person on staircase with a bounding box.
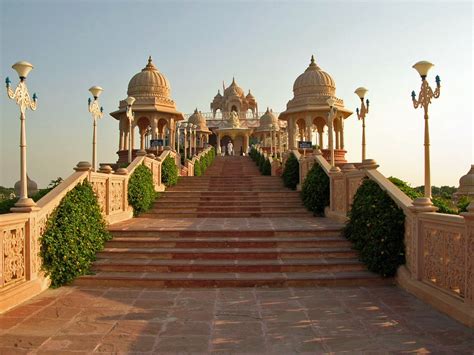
[227,141,234,156]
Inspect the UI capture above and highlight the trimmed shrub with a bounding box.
[282,153,299,190]
[194,159,202,176]
[162,155,179,187]
[262,159,271,176]
[344,179,405,277]
[128,164,156,216]
[301,163,329,216]
[0,178,63,215]
[40,181,111,287]
[457,196,470,213]
[389,177,457,214]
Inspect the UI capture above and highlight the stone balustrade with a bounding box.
[0,148,184,313]
[291,152,474,327]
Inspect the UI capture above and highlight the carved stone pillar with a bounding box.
[288,118,295,150]
[461,203,474,304]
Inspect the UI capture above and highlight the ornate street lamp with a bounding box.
[411,61,441,199]
[125,96,136,163]
[5,61,38,211]
[88,86,104,172]
[175,122,181,152]
[326,97,340,172]
[183,123,188,161]
[355,87,370,162]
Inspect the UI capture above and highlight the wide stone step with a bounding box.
[92,258,365,273]
[74,270,391,288]
[140,211,314,218]
[146,207,309,214]
[109,229,343,238]
[105,236,351,248]
[97,247,357,259]
[153,201,304,208]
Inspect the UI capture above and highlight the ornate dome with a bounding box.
[246,90,255,101]
[14,175,38,197]
[214,90,223,99]
[293,55,336,97]
[188,109,210,132]
[224,78,245,98]
[257,108,279,131]
[127,56,171,98]
[455,165,474,198]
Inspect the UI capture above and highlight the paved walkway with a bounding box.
[0,286,472,353]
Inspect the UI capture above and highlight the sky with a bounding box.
[1,0,472,188]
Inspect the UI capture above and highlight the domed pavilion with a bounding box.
[187,108,212,151]
[254,108,282,153]
[110,56,184,163]
[279,55,352,164]
[210,78,258,120]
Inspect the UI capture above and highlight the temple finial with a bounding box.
[311,55,315,64]
[148,56,152,64]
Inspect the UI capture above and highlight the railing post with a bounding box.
[461,202,474,304]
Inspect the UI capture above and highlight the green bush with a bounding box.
[40,181,111,287]
[162,155,179,187]
[282,153,299,190]
[344,179,405,277]
[0,178,63,215]
[262,159,271,176]
[194,159,202,176]
[128,164,156,216]
[457,196,470,213]
[389,177,457,214]
[301,163,329,216]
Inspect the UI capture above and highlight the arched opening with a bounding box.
[220,135,232,155]
[137,117,151,151]
[313,116,326,149]
[296,118,306,141]
[231,105,238,113]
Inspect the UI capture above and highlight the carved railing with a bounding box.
[290,151,474,327]
[0,149,183,313]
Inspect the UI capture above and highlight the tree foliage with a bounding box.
[282,153,299,190]
[301,163,329,216]
[128,164,156,216]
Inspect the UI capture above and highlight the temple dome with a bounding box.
[14,175,38,197]
[293,55,336,97]
[256,108,279,131]
[127,56,171,98]
[188,108,209,131]
[224,78,244,98]
[454,165,474,200]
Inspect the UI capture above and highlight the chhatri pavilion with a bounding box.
[109,55,354,163]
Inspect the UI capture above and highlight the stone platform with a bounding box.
[0,286,472,353]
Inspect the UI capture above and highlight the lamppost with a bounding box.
[355,87,370,162]
[326,97,339,172]
[5,61,38,210]
[125,96,135,163]
[88,86,104,172]
[411,61,441,199]
[175,122,181,152]
[183,123,188,161]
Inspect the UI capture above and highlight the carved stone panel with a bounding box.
[333,178,345,213]
[404,214,415,276]
[91,179,107,214]
[423,224,465,298]
[2,223,26,287]
[110,180,124,213]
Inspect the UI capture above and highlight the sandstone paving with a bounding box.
[0,286,473,353]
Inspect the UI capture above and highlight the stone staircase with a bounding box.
[75,156,389,287]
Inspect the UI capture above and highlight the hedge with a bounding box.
[194,159,202,176]
[282,152,299,190]
[301,163,329,216]
[344,179,405,277]
[262,159,271,176]
[128,164,156,216]
[162,155,179,186]
[40,181,111,287]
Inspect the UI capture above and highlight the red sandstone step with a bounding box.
[153,201,304,208]
[97,247,357,260]
[105,236,351,248]
[92,258,365,273]
[140,212,314,218]
[108,230,343,238]
[74,270,391,288]
[146,207,309,214]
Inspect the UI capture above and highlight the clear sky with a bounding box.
[1,0,472,188]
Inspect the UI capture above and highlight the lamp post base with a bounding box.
[11,197,40,213]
